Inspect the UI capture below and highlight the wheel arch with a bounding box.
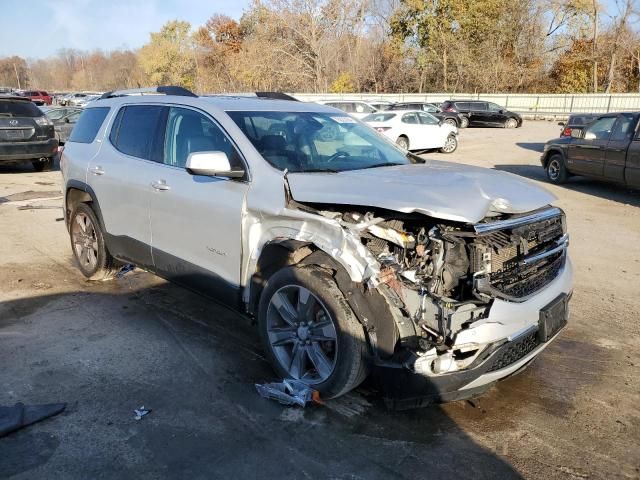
[248,242,399,359]
[64,180,105,232]
[541,148,565,168]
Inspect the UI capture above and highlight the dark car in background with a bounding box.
[0,96,58,171]
[557,113,597,138]
[541,112,640,188]
[21,90,53,106]
[440,100,522,128]
[388,102,467,128]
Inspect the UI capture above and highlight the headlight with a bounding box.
[35,116,52,126]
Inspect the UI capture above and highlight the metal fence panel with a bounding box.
[293,93,640,115]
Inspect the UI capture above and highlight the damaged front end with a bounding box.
[316,204,570,406]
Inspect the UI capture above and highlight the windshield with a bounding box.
[362,113,396,122]
[0,100,43,117]
[227,110,419,172]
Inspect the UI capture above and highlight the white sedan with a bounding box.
[363,110,458,153]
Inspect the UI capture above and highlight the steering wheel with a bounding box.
[326,151,351,163]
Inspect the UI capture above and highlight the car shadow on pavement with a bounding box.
[494,164,640,207]
[515,142,546,153]
[0,282,522,479]
[0,157,60,174]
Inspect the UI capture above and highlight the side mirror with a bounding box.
[571,129,583,138]
[499,109,505,114]
[64,117,70,123]
[185,151,245,178]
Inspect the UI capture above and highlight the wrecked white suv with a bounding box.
[61,87,572,408]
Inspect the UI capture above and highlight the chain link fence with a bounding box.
[293,93,640,116]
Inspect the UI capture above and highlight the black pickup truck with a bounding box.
[541,112,640,188]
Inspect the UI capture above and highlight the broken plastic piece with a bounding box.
[116,264,136,278]
[255,379,317,407]
[134,406,151,420]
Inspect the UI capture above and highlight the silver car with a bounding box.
[61,87,572,407]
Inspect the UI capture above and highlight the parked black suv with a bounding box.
[0,96,58,171]
[388,102,467,128]
[541,112,640,188]
[440,100,522,128]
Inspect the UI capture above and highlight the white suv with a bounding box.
[61,87,573,407]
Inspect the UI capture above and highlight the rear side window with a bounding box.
[68,107,110,143]
[0,100,43,117]
[110,105,166,161]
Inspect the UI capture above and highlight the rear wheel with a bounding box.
[258,266,369,399]
[69,203,119,280]
[546,154,569,184]
[440,134,458,154]
[32,157,54,172]
[396,135,409,150]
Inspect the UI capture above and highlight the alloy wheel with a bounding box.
[71,212,99,271]
[442,136,457,153]
[266,285,338,384]
[548,159,561,181]
[505,118,517,128]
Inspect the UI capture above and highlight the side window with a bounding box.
[417,112,439,125]
[68,107,110,144]
[583,117,617,141]
[487,102,502,112]
[456,102,470,110]
[610,115,634,141]
[401,113,419,124]
[163,107,241,169]
[474,102,489,111]
[425,106,439,113]
[110,105,166,161]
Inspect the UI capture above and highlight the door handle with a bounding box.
[90,166,105,175]
[151,180,170,191]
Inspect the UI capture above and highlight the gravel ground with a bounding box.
[0,121,638,479]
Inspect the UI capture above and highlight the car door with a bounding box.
[148,106,248,305]
[486,102,506,125]
[399,112,426,149]
[567,116,616,177]
[88,104,167,267]
[416,112,445,148]
[604,114,635,182]
[469,102,491,125]
[626,129,640,188]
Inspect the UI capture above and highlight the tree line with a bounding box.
[1,0,639,94]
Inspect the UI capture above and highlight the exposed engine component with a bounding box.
[332,207,568,358]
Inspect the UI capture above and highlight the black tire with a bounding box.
[69,203,120,280]
[459,116,469,128]
[440,134,458,154]
[32,157,54,172]
[504,117,518,129]
[444,118,457,127]
[396,135,409,150]
[258,265,369,399]
[546,154,569,184]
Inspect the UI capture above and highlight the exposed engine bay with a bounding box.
[315,205,569,376]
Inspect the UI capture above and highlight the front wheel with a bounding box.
[444,118,457,127]
[258,266,369,399]
[504,118,518,129]
[440,134,458,154]
[459,116,469,128]
[546,154,569,184]
[396,136,409,150]
[69,203,120,280]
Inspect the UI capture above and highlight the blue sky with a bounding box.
[0,0,249,59]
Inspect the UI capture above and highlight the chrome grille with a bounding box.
[473,209,567,301]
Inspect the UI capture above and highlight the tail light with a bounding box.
[375,127,391,133]
[562,127,571,137]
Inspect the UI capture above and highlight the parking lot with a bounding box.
[1,120,639,479]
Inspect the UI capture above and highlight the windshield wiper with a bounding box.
[356,162,403,170]
[301,168,341,173]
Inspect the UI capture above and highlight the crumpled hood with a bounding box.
[287,160,556,224]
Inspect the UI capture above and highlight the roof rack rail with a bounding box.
[255,92,299,101]
[99,86,197,100]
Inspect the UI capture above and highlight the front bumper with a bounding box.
[372,259,573,409]
[0,138,58,161]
